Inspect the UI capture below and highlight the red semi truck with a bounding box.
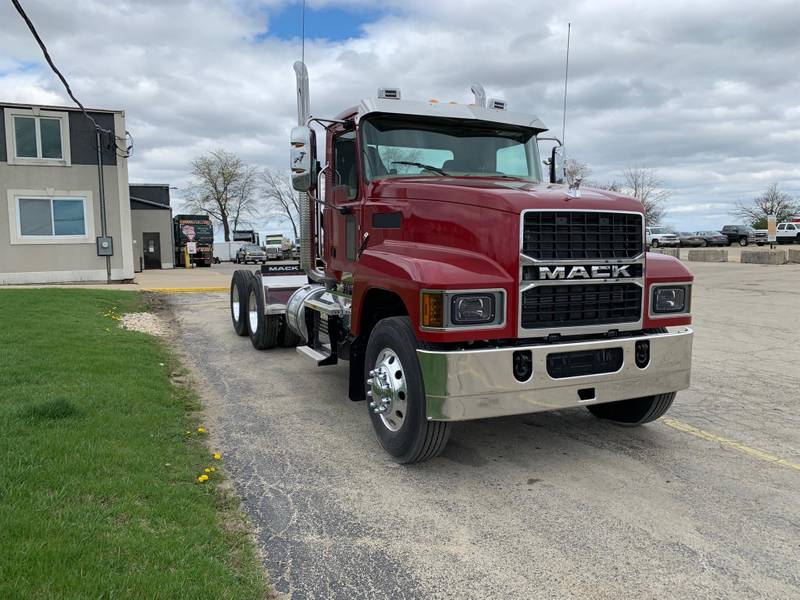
[229,62,694,464]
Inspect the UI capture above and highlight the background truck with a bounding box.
[646,227,680,248]
[233,230,260,245]
[264,234,292,260]
[227,62,694,464]
[173,214,214,267]
[213,241,239,263]
[721,224,766,246]
[776,222,800,244]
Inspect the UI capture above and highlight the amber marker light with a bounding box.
[421,291,445,328]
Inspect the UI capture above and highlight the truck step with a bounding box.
[296,344,338,366]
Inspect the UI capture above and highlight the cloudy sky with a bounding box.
[2,0,798,233]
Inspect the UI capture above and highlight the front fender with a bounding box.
[352,240,515,341]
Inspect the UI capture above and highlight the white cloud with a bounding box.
[1,0,798,233]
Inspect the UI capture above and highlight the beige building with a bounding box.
[129,184,174,271]
[0,101,134,284]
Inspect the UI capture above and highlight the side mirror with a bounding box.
[550,146,565,184]
[290,126,316,192]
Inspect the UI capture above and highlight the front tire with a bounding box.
[739,237,748,246]
[365,317,451,464]
[586,392,676,425]
[651,239,659,248]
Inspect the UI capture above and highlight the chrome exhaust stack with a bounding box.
[292,60,326,282]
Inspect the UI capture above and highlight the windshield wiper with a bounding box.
[391,161,449,176]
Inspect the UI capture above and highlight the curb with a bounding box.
[143,287,229,293]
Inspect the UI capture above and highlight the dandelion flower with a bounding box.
[204,468,211,473]
[197,474,209,483]
[197,427,206,434]
[212,452,221,460]
[209,467,216,472]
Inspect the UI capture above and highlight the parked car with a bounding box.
[235,244,267,264]
[776,222,800,244]
[720,225,761,246]
[646,226,680,248]
[694,231,728,246]
[677,232,706,247]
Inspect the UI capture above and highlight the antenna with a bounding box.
[301,0,306,64]
[561,22,571,149]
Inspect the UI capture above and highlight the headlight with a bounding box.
[421,290,504,329]
[451,294,495,325]
[652,285,690,314]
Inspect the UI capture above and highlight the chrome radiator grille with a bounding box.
[522,211,643,260]
[519,210,645,336]
[521,282,642,329]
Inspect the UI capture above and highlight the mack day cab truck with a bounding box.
[227,62,694,464]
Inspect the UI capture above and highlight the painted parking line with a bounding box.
[143,287,229,293]
[661,417,800,472]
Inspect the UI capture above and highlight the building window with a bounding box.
[17,196,88,239]
[4,109,71,165]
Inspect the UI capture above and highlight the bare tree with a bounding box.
[618,167,669,227]
[564,157,591,186]
[184,149,259,241]
[733,183,800,228]
[261,168,300,240]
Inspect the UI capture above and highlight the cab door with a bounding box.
[324,129,362,279]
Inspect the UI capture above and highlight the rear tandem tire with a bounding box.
[586,393,676,425]
[365,316,451,464]
[230,270,250,336]
[247,275,280,350]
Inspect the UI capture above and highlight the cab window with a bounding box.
[333,130,358,200]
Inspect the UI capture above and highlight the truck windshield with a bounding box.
[360,116,542,182]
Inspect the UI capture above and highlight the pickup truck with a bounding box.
[777,222,800,244]
[721,225,765,246]
[646,227,680,248]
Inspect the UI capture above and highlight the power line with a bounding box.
[10,0,132,158]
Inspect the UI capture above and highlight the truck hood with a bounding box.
[366,176,644,215]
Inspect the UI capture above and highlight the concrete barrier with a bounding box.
[687,248,728,262]
[740,250,787,265]
[788,248,800,264]
[650,247,681,258]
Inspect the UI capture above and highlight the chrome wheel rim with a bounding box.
[248,290,259,333]
[232,286,240,321]
[368,347,408,432]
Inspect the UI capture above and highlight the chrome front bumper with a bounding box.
[418,328,693,421]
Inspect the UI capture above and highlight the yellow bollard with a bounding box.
[184,246,191,268]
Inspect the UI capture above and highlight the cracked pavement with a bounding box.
[167,261,800,599]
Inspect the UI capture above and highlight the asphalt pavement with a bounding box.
[167,261,800,600]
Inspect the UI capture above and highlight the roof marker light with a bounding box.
[378,87,401,100]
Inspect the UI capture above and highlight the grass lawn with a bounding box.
[0,289,268,599]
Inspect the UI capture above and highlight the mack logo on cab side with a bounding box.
[538,265,633,280]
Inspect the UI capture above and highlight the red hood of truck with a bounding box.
[366,176,644,214]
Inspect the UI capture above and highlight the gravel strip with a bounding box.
[121,312,170,337]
